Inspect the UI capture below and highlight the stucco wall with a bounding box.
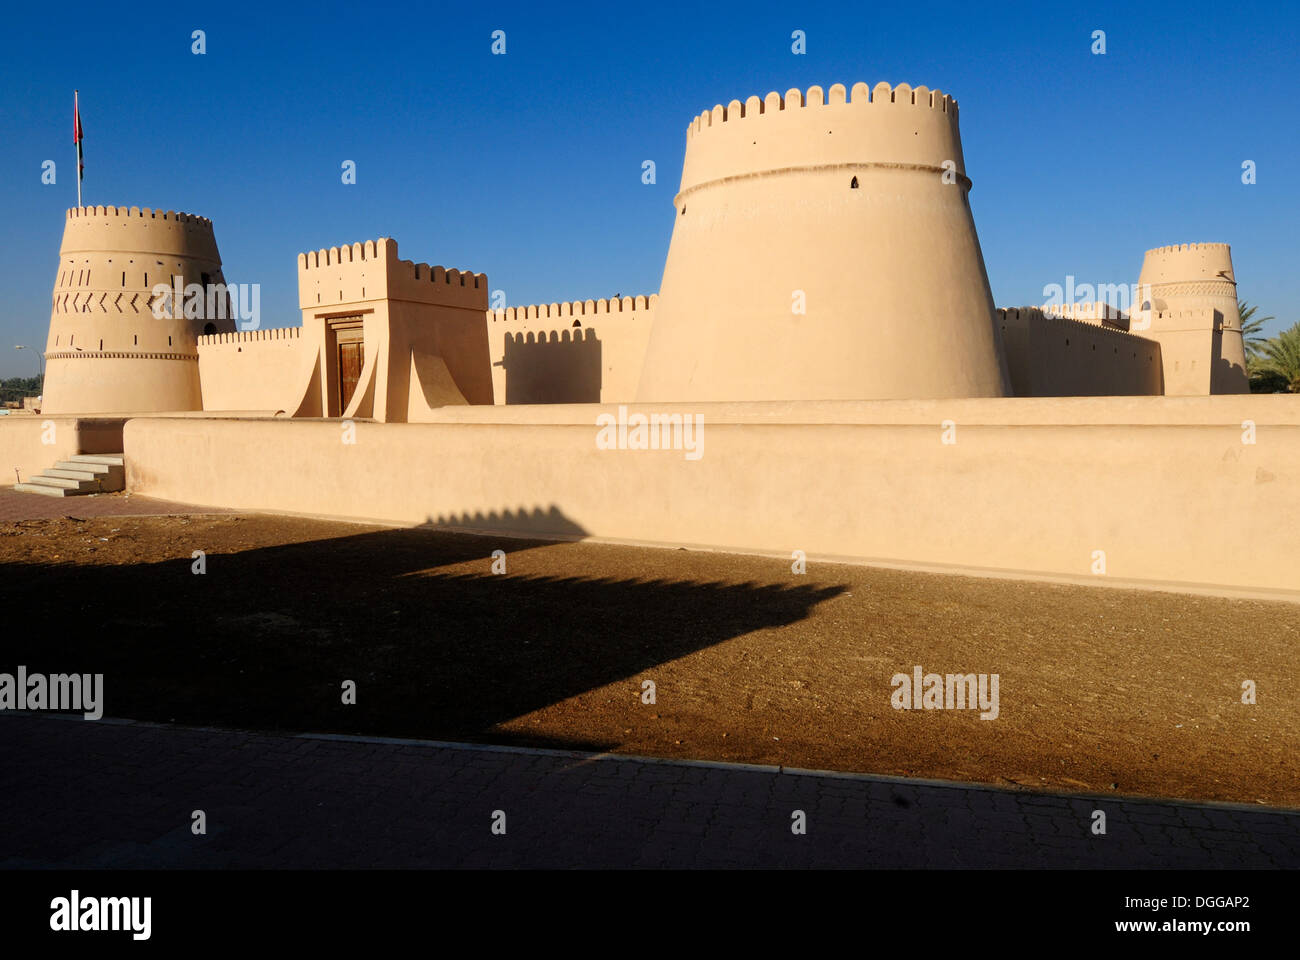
[123,396,1300,597]
[998,308,1163,396]
[487,296,656,404]
[0,416,126,484]
[198,328,314,412]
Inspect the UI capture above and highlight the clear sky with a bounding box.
[2,0,1296,377]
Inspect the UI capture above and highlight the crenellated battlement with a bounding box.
[198,327,304,346]
[297,238,483,288]
[394,259,486,290]
[1137,242,1236,288]
[675,80,968,198]
[298,237,486,310]
[66,205,214,226]
[686,82,958,139]
[998,307,1158,345]
[1145,243,1231,256]
[59,205,222,263]
[298,238,392,270]
[489,294,657,323]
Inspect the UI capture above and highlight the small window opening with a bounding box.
[850,176,859,189]
[203,322,217,335]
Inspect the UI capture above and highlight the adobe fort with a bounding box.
[6,81,1293,600]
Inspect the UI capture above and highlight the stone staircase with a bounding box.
[14,454,125,498]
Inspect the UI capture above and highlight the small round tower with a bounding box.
[635,82,1009,402]
[42,205,237,414]
[1134,243,1248,395]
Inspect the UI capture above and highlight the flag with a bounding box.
[74,91,84,183]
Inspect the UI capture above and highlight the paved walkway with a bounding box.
[1,714,1295,868]
[0,487,232,522]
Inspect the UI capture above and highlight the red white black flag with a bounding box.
[74,90,84,183]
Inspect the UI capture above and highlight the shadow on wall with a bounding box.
[425,506,589,538]
[503,327,602,404]
[1,522,847,743]
[1211,312,1249,394]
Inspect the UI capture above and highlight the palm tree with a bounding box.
[1251,322,1300,393]
[1238,299,1273,364]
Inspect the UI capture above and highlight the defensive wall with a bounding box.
[198,328,310,413]
[195,239,494,421]
[998,308,1163,396]
[1040,300,1130,331]
[123,395,1300,599]
[487,296,656,403]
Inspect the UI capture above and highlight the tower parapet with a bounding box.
[637,81,1007,402]
[42,206,235,414]
[678,82,965,200]
[1134,243,1247,395]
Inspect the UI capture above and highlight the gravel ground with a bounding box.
[2,511,1296,808]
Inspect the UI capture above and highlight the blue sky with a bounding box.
[2,0,1296,376]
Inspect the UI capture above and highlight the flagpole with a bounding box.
[74,90,81,208]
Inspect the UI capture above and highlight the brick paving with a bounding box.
[1,714,1296,868]
[0,487,232,521]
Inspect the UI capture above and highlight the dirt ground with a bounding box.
[2,510,1296,807]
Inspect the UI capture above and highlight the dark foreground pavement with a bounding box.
[1,713,1296,869]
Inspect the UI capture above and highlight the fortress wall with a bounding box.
[487,296,656,404]
[997,309,1163,396]
[0,416,126,483]
[1146,307,1246,396]
[197,328,314,412]
[123,395,1300,598]
[1041,301,1129,331]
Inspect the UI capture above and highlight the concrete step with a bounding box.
[46,468,102,482]
[27,475,93,491]
[13,481,72,497]
[54,459,115,475]
[12,453,127,497]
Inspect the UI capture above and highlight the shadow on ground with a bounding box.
[1,514,846,745]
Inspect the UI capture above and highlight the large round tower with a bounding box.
[635,82,1009,403]
[1134,243,1248,395]
[42,205,237,414]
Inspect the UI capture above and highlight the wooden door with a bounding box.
[338,340,364,412]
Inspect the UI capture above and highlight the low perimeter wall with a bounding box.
[123,396,1300,598]
[0,416,126,484]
